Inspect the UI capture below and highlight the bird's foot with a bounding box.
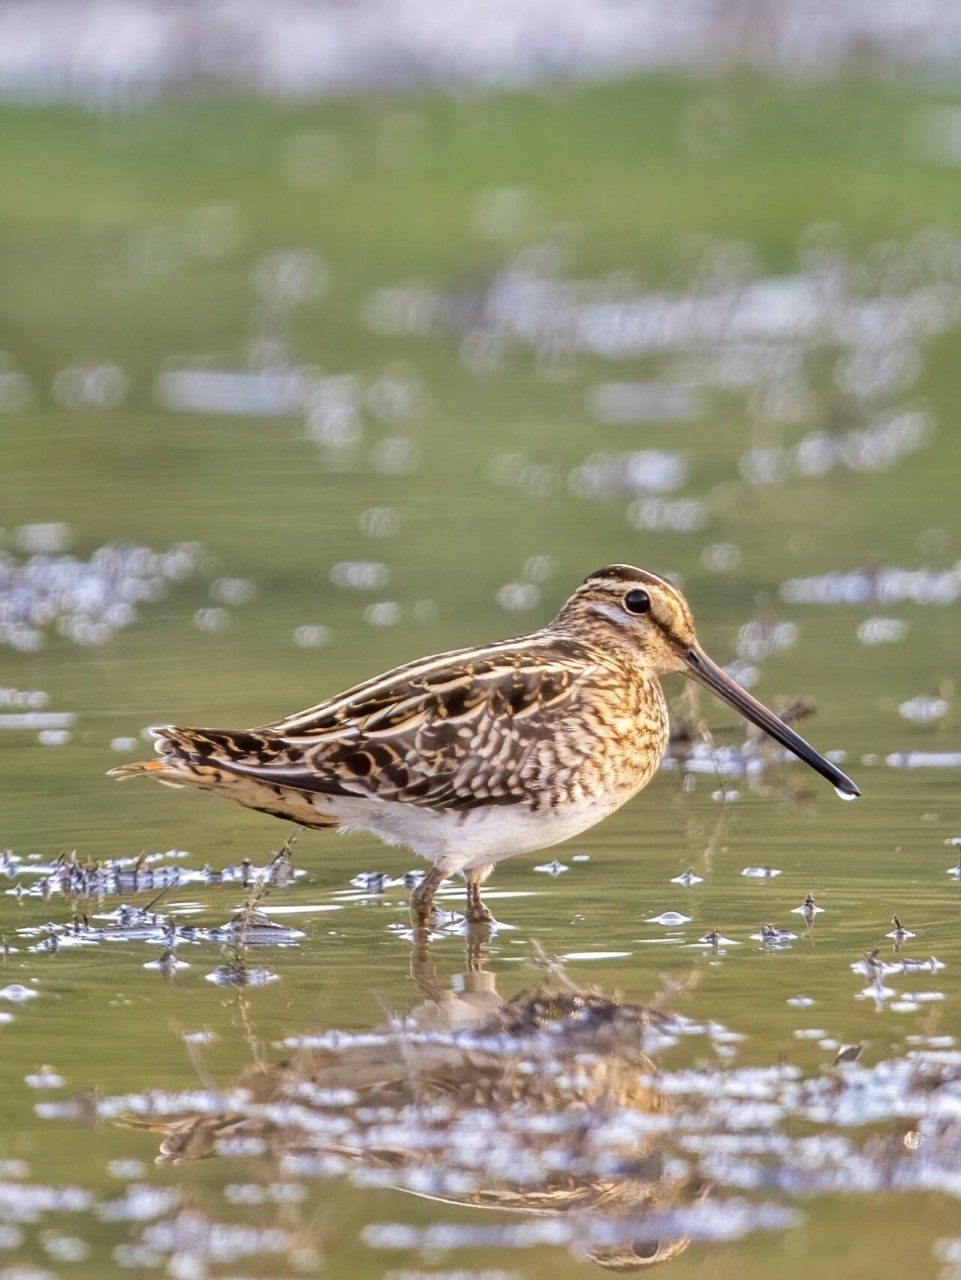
[464,902,496,926]
[408,865,447,932]
[464,876,496,926]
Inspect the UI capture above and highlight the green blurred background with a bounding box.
[1,7,960,1278]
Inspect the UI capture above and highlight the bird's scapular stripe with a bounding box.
[273,634,571,734]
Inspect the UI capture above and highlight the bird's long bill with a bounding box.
[684,643,860,798]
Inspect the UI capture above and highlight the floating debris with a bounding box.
[53,361,128,410]
[0,984,39,1003]
[680,743,761,779]
[182,1031,216,1047]
[209,577,257,607]
[857,949,897,1004]
[16,896,305,956]
[671,868,704,887]
[534,860,568,877]
[647,912,693,926]
[887,916,916,942]
[347,869,426,894]
[293,624,331,649]
[206,910,305,948]
[782,561,961,609]
[751,924,797,947]
[857,618,908,645]
[0,849,26,876]
[497,582,541,613]
[5,849,305,901]
[833,1043,863,1065]
[0,540,207,653]
[894,991,946,1009]
[350,871,390,893]
[158,367,312,417]
[792,893,824,922]
[887,752,961,769]
[561,951,632,962]
[851,950,900,978]
[12,3,961,110]
[21,911,164,949]
[24,1066,65,1090]
[899,696,949,724]
[735,617,799,663]
[741,867,782,879]
[144,949,191,976]
[694,930,738,949]
[205,965,279,988]
[329,561,390,591]
[0,711,75,733]
[900,956,945,973]
[787,995,815,1007]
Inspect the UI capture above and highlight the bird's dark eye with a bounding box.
[623,589,651,615]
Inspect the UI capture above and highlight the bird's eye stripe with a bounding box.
[623,589,651,615]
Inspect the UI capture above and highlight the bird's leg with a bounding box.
[464,931,491,974]
[409,933,442,999]
[464,864,496,925]
[465,879,493,923]
[409,865,446,930]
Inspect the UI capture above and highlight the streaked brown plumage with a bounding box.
[110,564,859,925]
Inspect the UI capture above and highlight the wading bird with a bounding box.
[110,565,859,926]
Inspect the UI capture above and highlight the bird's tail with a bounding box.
[107,724,277,782]
[106,726,339,828]
[106,758,187,787]
[106,725,207,787]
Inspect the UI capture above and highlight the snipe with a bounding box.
[110,565,859,925]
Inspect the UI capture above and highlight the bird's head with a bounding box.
[553,565,859,799]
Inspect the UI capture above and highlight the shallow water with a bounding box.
[1,76,961,1278]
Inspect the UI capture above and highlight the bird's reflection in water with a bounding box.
[150,939,708,1271]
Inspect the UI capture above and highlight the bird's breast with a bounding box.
[535,669,670,807]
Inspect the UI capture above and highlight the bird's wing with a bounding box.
[157,637,599,811]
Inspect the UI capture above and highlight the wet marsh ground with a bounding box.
[1,73,960,1278]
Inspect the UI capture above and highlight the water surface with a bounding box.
[1,76,960,1279]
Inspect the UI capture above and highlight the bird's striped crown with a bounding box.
[550,564,696,672]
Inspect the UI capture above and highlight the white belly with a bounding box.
[315,789,634,875]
